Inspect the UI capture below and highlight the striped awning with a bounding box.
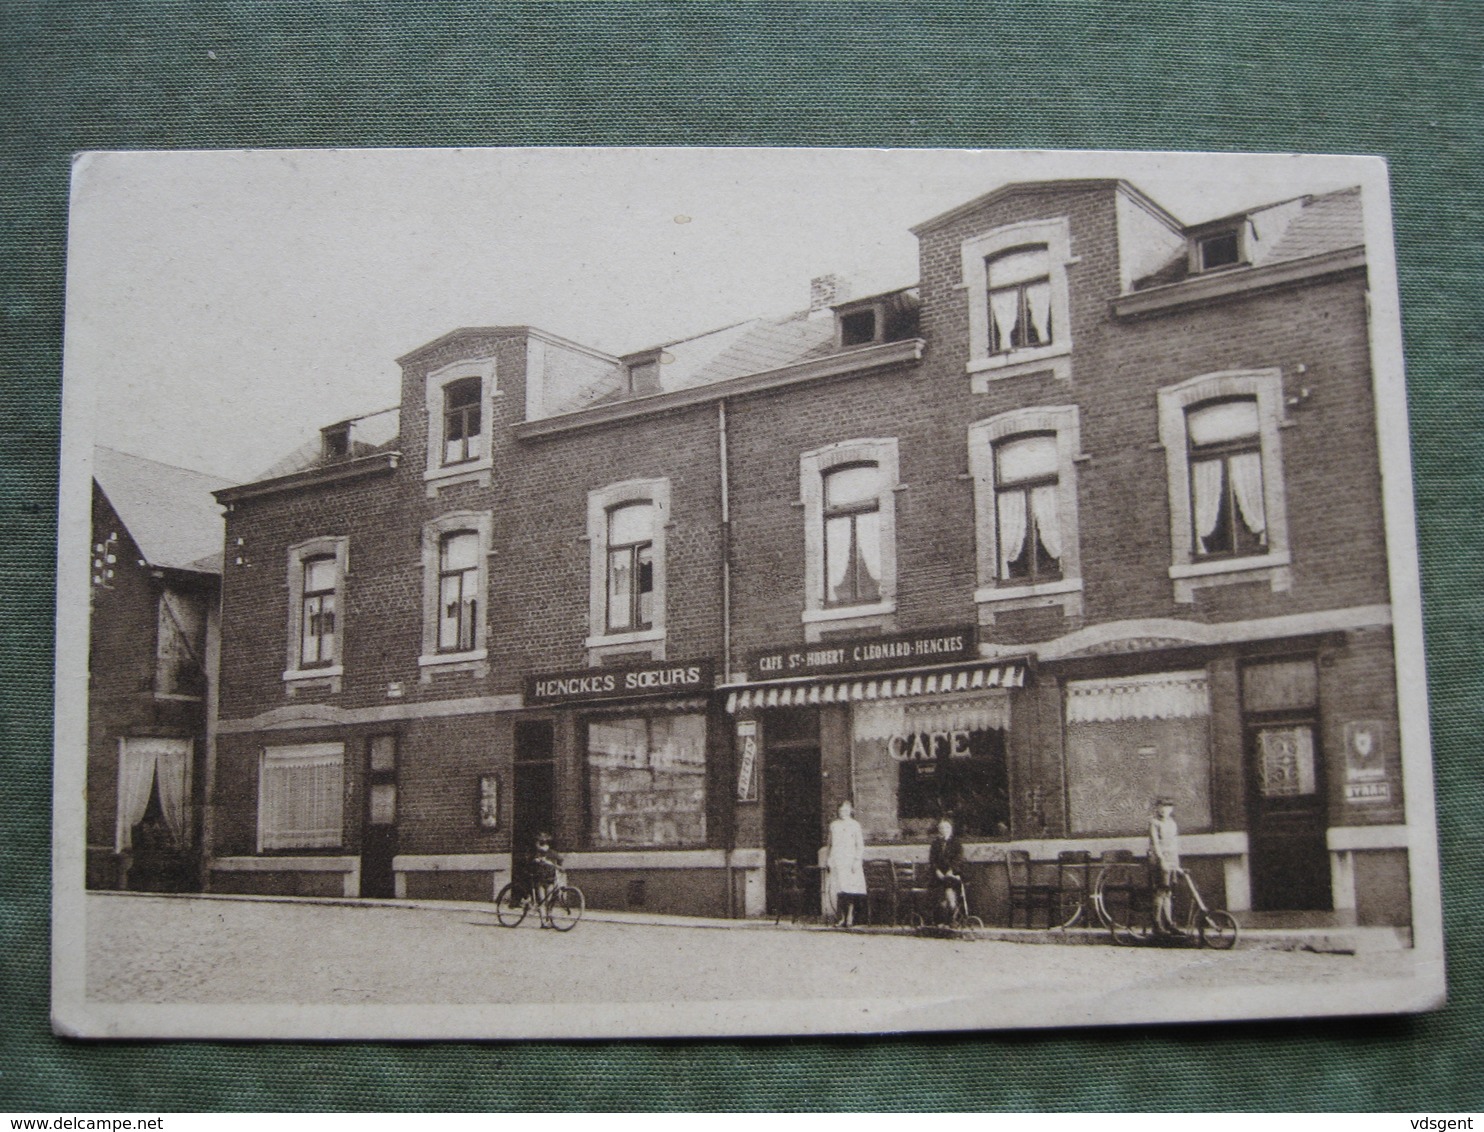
[723,662,1024,714]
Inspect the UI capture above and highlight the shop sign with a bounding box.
[1345,781,1391,804]
[746,624,976,682]
[889,730,975,761]
[735,720,759,802]
[1344,720,1387,781]
[525,658,714,705]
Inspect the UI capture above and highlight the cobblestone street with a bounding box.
[81,892,1424,1036]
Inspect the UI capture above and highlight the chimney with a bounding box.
[809,273,850,318]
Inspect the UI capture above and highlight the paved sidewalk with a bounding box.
[137,888,1407,952]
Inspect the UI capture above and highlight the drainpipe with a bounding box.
[719,398,736,917]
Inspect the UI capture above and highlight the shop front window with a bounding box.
[851,696,1011,840]
[1063,671,1213,836]
[586,713,707,848]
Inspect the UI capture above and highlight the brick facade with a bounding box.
[208,177,1411,929]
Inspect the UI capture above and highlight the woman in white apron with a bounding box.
[826,799,867,928]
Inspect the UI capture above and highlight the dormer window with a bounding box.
[320,422,351,461]
[442,377,483,465]
[839,309,878,347]
[1198,232,1241,270]
[833,289,918,351]
[623,352,662,396]
[1190,224,1248,274]
[987,246,1053,354]
[423,357,497,494]
[961,218,1074,386]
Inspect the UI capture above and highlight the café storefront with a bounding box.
[520,657,751,918]
[721,626,1029,917]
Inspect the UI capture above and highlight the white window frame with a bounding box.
[800,438,899,642]
[419,510,492,676]
[283,535,349,691]
[586,478,670,662]
[257,741,345,852]
[1187,221,1251,274]
[961,218,1076,388]
[424,357,498,494]
[968,406,1085,624]
[1157,368,1292,603]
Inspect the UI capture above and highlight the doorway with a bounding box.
[1241,658,1331,912]
[360,734,398,898]
[762,709,823,916]
[513,720,556,886]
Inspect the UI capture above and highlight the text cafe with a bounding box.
[722,627,1029,909]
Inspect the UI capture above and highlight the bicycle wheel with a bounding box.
[494,882,528,928]
[1055,881,1085,929]
[1198,909,1239,950]
[547,885,584,932]
[1094,865,1148,945]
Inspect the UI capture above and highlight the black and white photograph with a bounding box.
[52,147,1445,1039]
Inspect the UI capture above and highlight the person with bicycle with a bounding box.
[928,816,966,925]
[1148,798,1182,937]
[531,830,563,926]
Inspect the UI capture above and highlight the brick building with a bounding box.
[88,447,231,891]
[208,177,1413,930]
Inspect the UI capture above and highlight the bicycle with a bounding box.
[1091,860,1238,949]
[493,869,585,932]
[910,875,985,938]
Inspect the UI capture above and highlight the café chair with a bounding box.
[1006,848,1056,928]
[863,858,897,925]
[891,859,928,926]
[773,857,807,924]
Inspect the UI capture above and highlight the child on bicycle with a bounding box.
[531,831,564,925]
[928,817,966,925]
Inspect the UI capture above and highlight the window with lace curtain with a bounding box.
[993,434,1062,582]
[987,246,1053,355]
[1186,398,1267,559]
[799,439,899,640]
[1157,369,1291,602]
[960,218,1074,386]
[968,406,1084,621]
[258,742,344,851]
[823,463,883,606]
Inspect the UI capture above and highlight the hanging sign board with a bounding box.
[735,720,759,802]
[746,625,976,682]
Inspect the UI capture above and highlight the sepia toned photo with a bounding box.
[51,148,1445,1039]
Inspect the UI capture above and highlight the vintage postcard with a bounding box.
[52,148,1445,1039]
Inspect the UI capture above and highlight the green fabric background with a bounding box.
[2,0,1479,1112]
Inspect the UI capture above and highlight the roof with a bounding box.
[1133,186,1363,290]
[252,406,401,482]
[652,310,839,392]
[911,178,1183,236]
[93,446,235,575]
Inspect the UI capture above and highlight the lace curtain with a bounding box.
[116,738,191,851]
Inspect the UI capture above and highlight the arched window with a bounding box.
[442,376,483,466]
[606,502,655,632]
[823,462,883,606]
[993,433,1062,582]
[437,530,480,652]
[986,245,1053,354]
[299,555,338,667]
[1186,397,1266,559]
